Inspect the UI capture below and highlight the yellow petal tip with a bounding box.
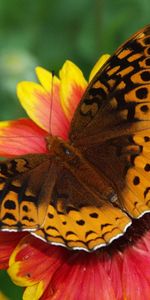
[89,54,110,82]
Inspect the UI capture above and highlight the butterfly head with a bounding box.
[45,135,62,153]
[45,135,75,160]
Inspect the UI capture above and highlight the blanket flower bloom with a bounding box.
[0,55,150,300]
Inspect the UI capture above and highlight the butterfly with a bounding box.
[0,25,150,252]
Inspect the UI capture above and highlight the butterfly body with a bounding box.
[1,25,150,251]
[46,135,116,207]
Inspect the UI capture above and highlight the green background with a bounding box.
[0,0,150,299]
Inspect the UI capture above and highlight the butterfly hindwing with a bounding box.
[120,129,150,217]
[32,165,131,251]
[77,131,150,219]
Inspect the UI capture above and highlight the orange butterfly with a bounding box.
[0,25,150,251]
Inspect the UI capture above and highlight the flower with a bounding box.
[0,291,10,300]
[0,55,150,300]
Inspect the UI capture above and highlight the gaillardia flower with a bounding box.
[0,56,150,300]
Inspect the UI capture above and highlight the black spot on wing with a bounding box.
[65,231,78,237]
[144,187,150,199]
[2,212,16,221]
[4,200,16,210]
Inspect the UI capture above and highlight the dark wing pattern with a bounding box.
[70,25,150,142]
[33,165,130,251]
[0,154,56,230]
[69,25,150,219]
[1,25,150,252]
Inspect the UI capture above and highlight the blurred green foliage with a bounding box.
[0,0,150,299]
[0,0,150,122]
[0,271,22,299]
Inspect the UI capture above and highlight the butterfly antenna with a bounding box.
[0,135,44,139]
[49,70,55,135]
[1,72,55,141]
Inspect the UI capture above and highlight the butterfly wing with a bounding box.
[1,25,150,252]
[78,132,150,220]
[121,129,150,217]
[0,152,130,251]
[70,25,150,141]
[69,25,150,220]
[0,154,57,231]
[33,166,131,251]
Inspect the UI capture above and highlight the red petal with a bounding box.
[0,232,25,269]
[141,231,150,252]
[8,235,69,288]
[103,253,123,300]
[123,246,150,300]
[42,253,116,300]
[0,118,47,157]
[8,230,150,300]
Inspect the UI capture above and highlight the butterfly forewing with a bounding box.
[0,154,57,231]
[70,25,150,140]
